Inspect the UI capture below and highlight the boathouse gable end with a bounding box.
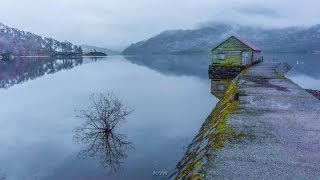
[212,36,261,66]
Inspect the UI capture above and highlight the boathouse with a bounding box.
[212,36,262,66]
[209,36,262,79]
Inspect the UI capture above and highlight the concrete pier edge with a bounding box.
[173,62,320,179]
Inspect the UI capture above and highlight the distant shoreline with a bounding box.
[8,55,114,59]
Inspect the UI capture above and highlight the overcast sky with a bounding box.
[0,0,319,50]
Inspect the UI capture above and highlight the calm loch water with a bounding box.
[0,56,216,180]
[0,53,319,179]
[263,53,320,89]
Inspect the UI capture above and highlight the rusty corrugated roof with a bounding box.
[234,36,261,52]
[212,36,262,52]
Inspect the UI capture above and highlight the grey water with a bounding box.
[0,53,319,180]
[263,53,320,89]
[0,56,216,180]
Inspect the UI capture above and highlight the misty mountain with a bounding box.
[123,24,320,55]
[0,23,81,56]
[81,44,119,55]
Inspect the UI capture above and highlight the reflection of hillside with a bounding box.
[125,53,320,80]
[124,54,210,79]
[0,57,83,89]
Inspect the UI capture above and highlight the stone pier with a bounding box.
[173,63,320,179]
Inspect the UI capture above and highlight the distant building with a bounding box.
[212,36,262,66]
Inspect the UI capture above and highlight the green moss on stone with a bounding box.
[174,77,245,180]
[221,56,241,65]
[275,70,289,80]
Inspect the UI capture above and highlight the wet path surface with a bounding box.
[208,63,320,179]
[173,63,320,179]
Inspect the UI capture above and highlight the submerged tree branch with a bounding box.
[73,92,134,172]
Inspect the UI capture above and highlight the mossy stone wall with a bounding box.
[173,77,243,180]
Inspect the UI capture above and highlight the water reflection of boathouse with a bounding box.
[209,36,262,99]
[211,79,232,99]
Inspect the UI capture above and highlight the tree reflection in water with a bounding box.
[0,57,83,89]
[89,57,104,61]
[74,93,134,171]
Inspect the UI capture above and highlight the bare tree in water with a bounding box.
[74,93,134,171]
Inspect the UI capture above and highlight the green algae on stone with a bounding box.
[274,70,289,80]
[173,77,245,180]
